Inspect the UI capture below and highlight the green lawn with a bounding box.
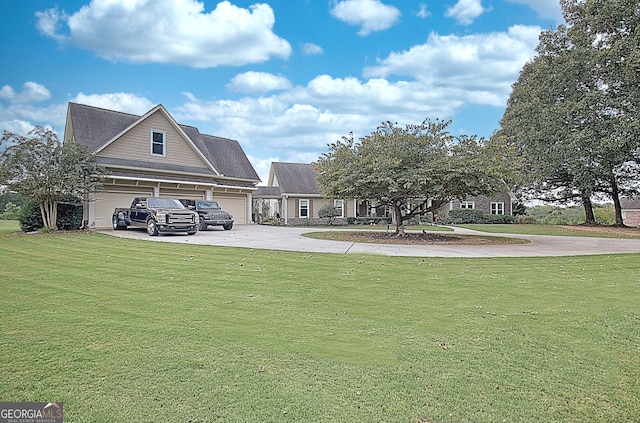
[456,223,640,238]
[0,219,19,235]
[1,231,639,422]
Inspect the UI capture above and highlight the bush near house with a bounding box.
[18,198,83,232]
[318,204,341,225]
[443,208,516,225]
[347,217,393,225]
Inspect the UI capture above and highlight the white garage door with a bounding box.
[214,195,247,225]
[94,190,152,229]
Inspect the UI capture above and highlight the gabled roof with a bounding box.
[269,162,320,195]
[66,102,260,182]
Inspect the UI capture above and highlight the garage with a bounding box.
[67,103,261,230]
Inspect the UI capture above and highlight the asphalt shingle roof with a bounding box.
[271,162,320,195]
[67,102,260,182]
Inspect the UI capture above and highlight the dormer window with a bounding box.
[151,130,166,157]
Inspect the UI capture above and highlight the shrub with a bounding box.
[17,199,83,232]
[318,203,340,225]
[18,201,43,232]
[443,208,515,224]
[445,208,486,224]
[57,201,83,230]
[347,217,392,225]
[1,202,21,220]
[516,215,538,224]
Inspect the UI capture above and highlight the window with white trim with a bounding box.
[150,130,166,157]
[460,201,475,209]
[491,202,505,215]
[299,199,309,218]
[334,199,344,218]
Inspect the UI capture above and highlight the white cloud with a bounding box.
[167,25,543,165]
[0,82,51,104]
[36,0,291,68]
[363,25,541,105]
[301,42,324,56]
[226,72,292,94]
[416,3,431,18]
[445,0,486,25]
[330,0,401,36]
[505,0,564,22]
[34,8,66,41]
[71,93,155,115]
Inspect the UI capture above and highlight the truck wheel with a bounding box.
[112,216,127,231]
[223,223,233,230]
[147,219,159,236]
[199,220,207,231]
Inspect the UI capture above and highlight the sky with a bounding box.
[0,0,564,184]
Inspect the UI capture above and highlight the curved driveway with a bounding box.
[103,224,640,258]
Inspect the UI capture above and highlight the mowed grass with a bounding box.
[1,231,639,422]
[0,219,19,235]
[457,223,640,238]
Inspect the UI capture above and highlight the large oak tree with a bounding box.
[501,0,640,225]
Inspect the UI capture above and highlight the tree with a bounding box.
[563,0,640,225]
[0,127,105,230]
[501,0,640,226]
[316,119,508,234]
[318,203,340,225]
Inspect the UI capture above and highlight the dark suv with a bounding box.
[179,199,234,231]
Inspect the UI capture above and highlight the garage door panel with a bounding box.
[214,196,246,225]
[94,190,152,229]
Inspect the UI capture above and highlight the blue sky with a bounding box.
[0,0,564,183]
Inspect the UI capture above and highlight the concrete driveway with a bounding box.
[103,224,640,258]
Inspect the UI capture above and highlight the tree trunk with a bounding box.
[610,180,625,227]
[40,200,58,230]
[393,203,404,235]
[581,193,596,225]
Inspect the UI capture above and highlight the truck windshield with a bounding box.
[147,198,185,209]
[196,201,220,209]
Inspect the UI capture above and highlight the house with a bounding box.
[64,102,260,229]
[254,162,358,225]
[254,161,515,225]
[435,192,516,220]
[621,198,640,226]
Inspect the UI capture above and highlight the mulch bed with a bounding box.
[314,231,527,245]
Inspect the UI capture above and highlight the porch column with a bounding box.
[247,192,253,224]
[87,192,96,229]
[283,195,288,225]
